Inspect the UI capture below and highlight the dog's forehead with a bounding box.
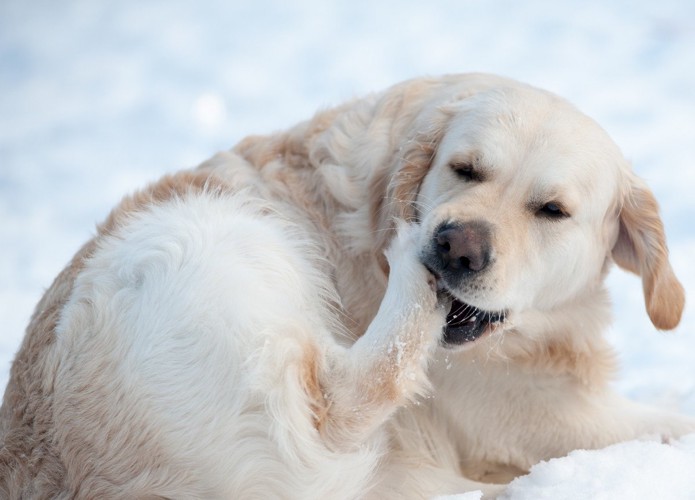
[437,87,625,198]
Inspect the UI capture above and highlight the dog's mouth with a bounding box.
[430,272,506,346]
[443,294,504,345]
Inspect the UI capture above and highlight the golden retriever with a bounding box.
[1,73,693,498]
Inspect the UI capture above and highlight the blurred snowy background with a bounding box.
[1,0,694,496]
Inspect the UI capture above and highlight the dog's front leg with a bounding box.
[319,223,447,449]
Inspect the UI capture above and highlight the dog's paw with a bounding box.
[384,220,422,264]
[656,416,695,444]
[384,221,439,307]
[624,407,695,446]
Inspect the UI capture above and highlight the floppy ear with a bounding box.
[612,176,684,330]
[369,120,446,276]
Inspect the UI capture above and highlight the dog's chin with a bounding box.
[435,280,506,348]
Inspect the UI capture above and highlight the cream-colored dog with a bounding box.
[1,74,693,498]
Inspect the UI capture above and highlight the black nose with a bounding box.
[434,221,491,274]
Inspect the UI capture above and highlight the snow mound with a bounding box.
[502,434,695,499]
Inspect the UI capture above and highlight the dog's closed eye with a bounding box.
[450,162,484,182]
[536,201,570,219]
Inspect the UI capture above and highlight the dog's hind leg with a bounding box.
[311,223,447,450]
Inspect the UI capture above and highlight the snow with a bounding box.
[502,435,695,499]
[436,493,482,500]
[1,0,694,496]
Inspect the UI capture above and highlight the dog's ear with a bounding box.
[370,119,446,276]
[612,175,684,330]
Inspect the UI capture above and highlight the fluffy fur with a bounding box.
[1,74,693,498]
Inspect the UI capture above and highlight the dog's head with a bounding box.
[374,76,684,348]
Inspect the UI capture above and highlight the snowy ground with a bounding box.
[1,0,694,497]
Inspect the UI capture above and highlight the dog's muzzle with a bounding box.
[423,220,505,346]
